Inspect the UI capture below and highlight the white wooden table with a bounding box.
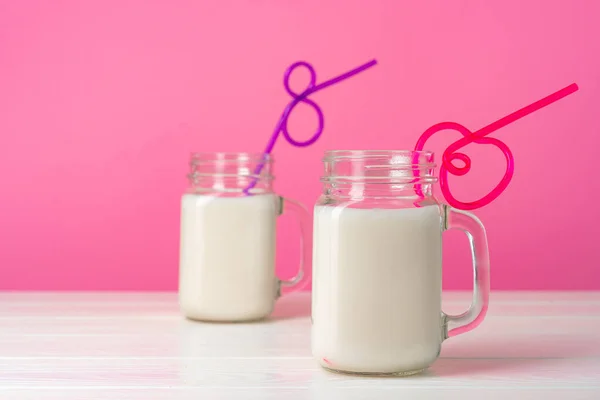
[1,292,599,399]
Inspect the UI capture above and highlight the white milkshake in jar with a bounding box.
[312,204,444,374]
[179,193,280,321]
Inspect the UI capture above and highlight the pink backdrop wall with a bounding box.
[1,1,599,290]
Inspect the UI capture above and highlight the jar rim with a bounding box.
[190,152,272,163]
[323,149,434,160]
[321,149,437,185]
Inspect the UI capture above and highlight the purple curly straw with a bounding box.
[244,59,378,193]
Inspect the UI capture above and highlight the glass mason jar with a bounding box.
[311,150,490,375]
[179,152,310,322]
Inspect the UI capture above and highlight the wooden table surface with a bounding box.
[0,291,599,399]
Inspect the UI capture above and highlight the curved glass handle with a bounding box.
[443,204,490,338]
[276,196,312,295]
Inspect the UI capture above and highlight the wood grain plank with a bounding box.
[1,316,598,358]
[0,358,599,389]
[1,388,598,400]
[2,292,600,317]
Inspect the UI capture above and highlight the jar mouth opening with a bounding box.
[190,152,272,164]
[323,149,434,161]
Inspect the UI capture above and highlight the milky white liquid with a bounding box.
[312,205,445,374]
[179,194,280,321]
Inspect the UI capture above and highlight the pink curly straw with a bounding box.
[414,83,579,210]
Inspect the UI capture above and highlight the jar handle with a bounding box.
[276,196,312,295]
[442,204,491,338]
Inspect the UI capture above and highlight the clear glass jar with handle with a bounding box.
[179,152,311,322]
[311,150,490,375]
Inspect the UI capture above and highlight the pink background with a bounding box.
[1,1,599,291]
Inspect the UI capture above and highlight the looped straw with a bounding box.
[244,59,378,193]
[414,83,579,210]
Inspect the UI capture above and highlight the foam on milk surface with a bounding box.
[312,204,444,373]
[179,194,279,321]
